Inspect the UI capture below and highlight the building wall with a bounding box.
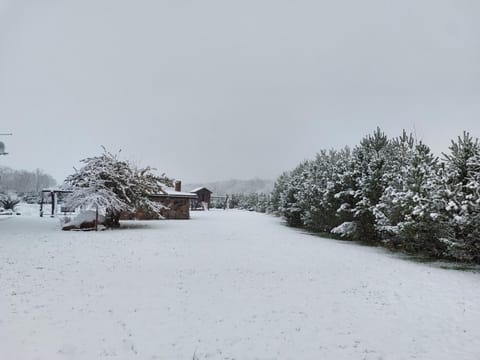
[121,197,191,220]
[157,197,191,219]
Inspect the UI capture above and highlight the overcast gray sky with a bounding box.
[1,0,479,184]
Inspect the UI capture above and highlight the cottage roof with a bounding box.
[190,187,212,194]
[152,187,198,199]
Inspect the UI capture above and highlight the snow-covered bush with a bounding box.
[63,148,172,228]
[331,222,358,238]
[0,193,20,211]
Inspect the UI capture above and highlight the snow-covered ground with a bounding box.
[1,210,480,360]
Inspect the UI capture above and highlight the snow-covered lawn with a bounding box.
[1,210,480,360]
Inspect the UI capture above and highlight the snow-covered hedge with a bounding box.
[271,129,480,263]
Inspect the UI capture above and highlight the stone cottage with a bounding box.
[151,181,198,219]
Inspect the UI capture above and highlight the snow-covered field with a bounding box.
[1,210,480,360]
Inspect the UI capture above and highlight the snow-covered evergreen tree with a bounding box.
[442,132,480,260]
[330,148,359,238]
[395,142,451,256]
[298,149,351,232]
[256,193,269,213]
[463,150,480,261]
[350,127,393,242]
[279,162,309,227]
[373,130,416,239]
[271,128,480,263]
[270,172,290,214]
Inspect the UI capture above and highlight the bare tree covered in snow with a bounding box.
[63,148,172,227]
[0,166,56,194]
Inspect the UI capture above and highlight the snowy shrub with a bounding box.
[0,193,20,211]
[331,222,358,238]
[63,148,172,228]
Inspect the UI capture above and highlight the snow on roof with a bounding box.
[152,187,198,199]
[190,187,212,193]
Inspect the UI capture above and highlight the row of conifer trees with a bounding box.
[270,128,480,263]
[210,193,270,212]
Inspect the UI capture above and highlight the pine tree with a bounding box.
[396,143,451,256]
[351,127,393,242]
[373,131,419,241]
[279,162,309,227]
[442,132,480,261]
[298,149,350,233]
[270,128,480,263]
[463,150,480,261]
[270,172,290,214]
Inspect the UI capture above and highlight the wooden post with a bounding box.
[224,195,229,210]
[40,192,44,217]
[51,191,55,217]
[95,206,99,231]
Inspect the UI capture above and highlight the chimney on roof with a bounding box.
[174,180,181,192]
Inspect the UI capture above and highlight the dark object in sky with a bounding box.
[0,141,7,155]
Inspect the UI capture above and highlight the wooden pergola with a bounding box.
[40,189,73,217]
